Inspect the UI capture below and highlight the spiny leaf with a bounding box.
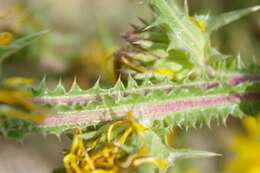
[87,77,105,94]
[68,77,83,95]
[31,76,48,96]
[112,78,126,92]
[183,0,189,16]
[169,149,220,160]
[49,79,66,96]
[127,74,139,89]
[166,148,221,167]
[119,1,260,82]
[34,74,260,135]
[206,5,260,33]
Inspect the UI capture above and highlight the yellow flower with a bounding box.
[0,32,13,46]
[64,129,95,173]
[4,77,34,87]
[190,17,206,32]
[226,117,260,173]
[0,77,45,124]
[116,56,177,80]
[64,112,167,173]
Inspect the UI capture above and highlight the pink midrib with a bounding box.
[38,92,260,127]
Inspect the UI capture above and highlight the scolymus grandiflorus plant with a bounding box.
[0,0,260,173]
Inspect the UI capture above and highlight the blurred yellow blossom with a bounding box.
[4,77,34,87]
[0,32,13,46]
[0,77,45,124]
[0,3,35,32]
[75,40,116,86]
[226,117,260,173]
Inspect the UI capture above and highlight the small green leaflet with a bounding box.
[0,30,48,63]
[206,5,260,33]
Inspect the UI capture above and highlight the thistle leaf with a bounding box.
[184,0,189,16]
[68,77,83,95]
[34,74,260,135]
[149,0,206,66]
[206,5,260,33]
[168,149,220,161]
[47,80,66,97]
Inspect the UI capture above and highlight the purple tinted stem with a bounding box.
[38,92,260,127]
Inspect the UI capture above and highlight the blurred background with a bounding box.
[0,0,259,173]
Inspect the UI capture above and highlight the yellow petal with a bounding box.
[6,109,45,124]
[118,127,133,145]
[64,154,83,173]
[0,32,13,46]
[107,120,125,142]
[92,168,118,173]
[155,160,168,169]
[133,157,168,169]
[197,20,206,32]
[4,77,34,87]
[243,117,260,137]
[132,122,148,134]
[152,68,176,78]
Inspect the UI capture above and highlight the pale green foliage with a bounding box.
[1,0,259,140]
[0,1,260,173]
[206,5,260,33]
[31,74,260,137]
[127,0,260,81]
[150,0,205,66]
[0,30,48,63]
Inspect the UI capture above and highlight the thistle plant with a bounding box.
[0,0,260,173]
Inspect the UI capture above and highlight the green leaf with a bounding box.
[144,131,170,160]
[168,149,220,161]
[0,30,48,63]
[206,5,260,33]
[149,0,206,67]
[137,163,158,173]
[183,0,189,16]
[0,116,36,140]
